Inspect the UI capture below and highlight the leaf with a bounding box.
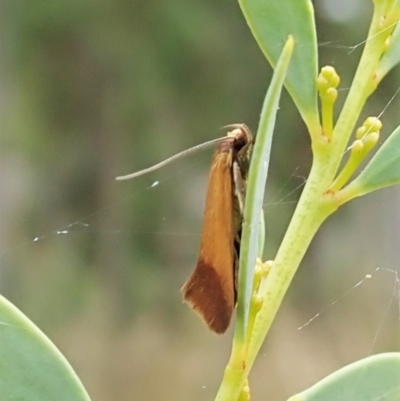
[340,124,400,201]
[236,35,294,344]
[238,0,319,133]
[290,353,400,401]
[0,294,91,401]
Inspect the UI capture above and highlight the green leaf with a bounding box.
[238,0,319,134]
[236,35,294,344]
[340,124,400,201]
[290,353,400,401]
[0,294,91,401]
[257,209,265,259]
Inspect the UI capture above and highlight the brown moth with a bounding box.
[181,124,253,333]
[116,124,253,334]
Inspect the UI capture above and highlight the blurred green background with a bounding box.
[1,0,400,400]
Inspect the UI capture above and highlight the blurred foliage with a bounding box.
[0,0,399,400]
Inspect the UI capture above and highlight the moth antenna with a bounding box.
[116,136,228,181]
[221,123,247,131]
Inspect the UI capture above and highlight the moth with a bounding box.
[116,124,253,333]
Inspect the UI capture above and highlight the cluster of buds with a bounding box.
[329,117,382,192]
[317,66,341,138]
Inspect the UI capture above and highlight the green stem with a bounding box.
[215,154,339,401]
[245,157,337,369]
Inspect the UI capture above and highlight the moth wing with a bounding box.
[181,152,235,333]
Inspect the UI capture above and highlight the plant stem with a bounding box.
[215,153,338,401]
[244,156,337,369]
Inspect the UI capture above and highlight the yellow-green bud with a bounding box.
[351,140,364,155]
[251,294,263,313]
[317,75,329,93]
[363,132,379,151]
[262,260,273,276]
[254,263,263,278]
[363,117,382,132]
[325,87,338,103]
[239,384,251,401]
[320,66,340,88]
[356,126,367,139]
